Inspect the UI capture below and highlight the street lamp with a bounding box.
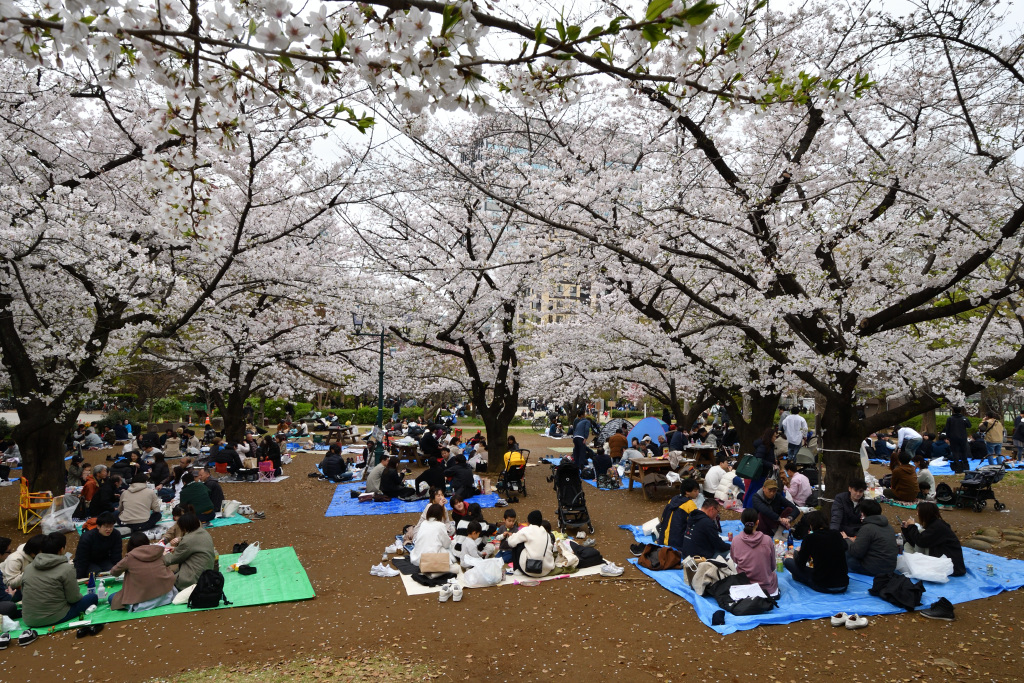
[352,312,387,466]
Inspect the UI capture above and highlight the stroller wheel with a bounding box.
[994,501,1006,511]
[973,501,984,512]
[587,524,594,533]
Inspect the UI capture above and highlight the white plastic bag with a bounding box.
[462,558,504,588]
[896,552,954,583]
[41,495,79,534]
[220,500,240,518]
[237,541,260,566]
[555,539,579,569]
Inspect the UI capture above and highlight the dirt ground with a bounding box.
[2,429,1023,682]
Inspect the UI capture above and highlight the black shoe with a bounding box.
[76,627,90,639]
[18,629,38,646]
[88,624,104,636]
[920,597,955,621]
[630,542,646,556]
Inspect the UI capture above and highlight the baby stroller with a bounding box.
[548,459,593,533]
[955,464,1006,512]
[496,449,530,502]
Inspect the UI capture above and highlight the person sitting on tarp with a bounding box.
[913,455,935,500]
[702,454,732,499]
[830,479,867,537]
[899,502,966,576]
[750,479,796,539]
[507,510,555,578]
[657,479,702,548]
[87,465,119,517]
[21,533,99,637]
[108,532,178,612]
[318,445,354,483]
[784,511,848,593]
[680,497,730,560]
[381,458,418,500]
[74,512,123,578]
[884,453,920,502]
[547,419,564,437]
[784,461,813,507]
[178,472,216,523]
[444,454,479,500]
[731,507,779,597]
[844,499,897,577]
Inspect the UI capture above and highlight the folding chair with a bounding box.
[19,477,53,533]
[258,460,276,482]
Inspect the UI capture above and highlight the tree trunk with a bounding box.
[715,389,779,454]
[221,389,250,443]
[14,400,78,492]
[471,380,519,473]
[817,400,866,518]
[921,409,937,435]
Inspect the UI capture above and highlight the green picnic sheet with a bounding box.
[8,546,315,637]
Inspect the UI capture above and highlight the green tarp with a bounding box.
[8,546,315,637]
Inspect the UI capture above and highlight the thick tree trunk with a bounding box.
[472,381,519,473]
[221,390,250,443]
[817,400,866,518]
[921,409,937,435]
[716,390,779,454]
[14,400,78,492]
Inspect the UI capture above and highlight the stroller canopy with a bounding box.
[626,417,668,446]
[595,418,635,448]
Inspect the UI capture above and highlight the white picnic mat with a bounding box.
[399,564,606,595]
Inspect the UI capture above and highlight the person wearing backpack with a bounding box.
[731,508,779,597]
[163,508,217,590]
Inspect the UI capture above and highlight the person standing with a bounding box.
[979,413,1004,466]
[1013,411,1024,464]
[571,415,597,467]
[607,428,628,463]
[780,411,808,460]
[943,407,971,474]
[896,425,924,457]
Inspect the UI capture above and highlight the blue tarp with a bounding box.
[626,417,668,446]
[621,523,1024,634]
[537,457,623,490]
[928,459,1024,476]
[325,481,500,517]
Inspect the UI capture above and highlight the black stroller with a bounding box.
[955,464,1006,512]
[548,459,593,533]
[496,449,530,502]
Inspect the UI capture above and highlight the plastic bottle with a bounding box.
[96,579,107,601]
[896,532,904,555]
[787,530,795,555]
[775,540,784,572]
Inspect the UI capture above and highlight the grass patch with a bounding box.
[1000,471,1024,487]
[151,655,431,682]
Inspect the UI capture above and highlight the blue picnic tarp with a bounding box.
[325,481,499,517]
[621,523,1024,634]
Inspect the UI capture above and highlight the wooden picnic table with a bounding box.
[626,458,674,500]
[686,444,717,472]
[390,443,420,465]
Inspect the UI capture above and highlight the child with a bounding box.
[453,521,489,567]
[493,509,521,563]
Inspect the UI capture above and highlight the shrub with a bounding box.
[0,417,12,440]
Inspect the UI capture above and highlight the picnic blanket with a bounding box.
[4,546,315,638]
[538,456,625,490]
[881,498,956,511]
[927,459,1024,476]
[398,564,605,595]
[621,524,1024,634]
[325,481,500,517]
[75,512,251,536]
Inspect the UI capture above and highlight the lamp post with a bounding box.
[352,312,386,466]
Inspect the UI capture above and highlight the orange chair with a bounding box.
[18,477,53,533]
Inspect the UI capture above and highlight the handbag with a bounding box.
[735,454,764,480]
[419,552,451,573]
[524,535,550,575]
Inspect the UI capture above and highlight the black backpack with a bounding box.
[705,573,777,616]
[869,573,925,611]
[188,569,232,609]
[935,482,955,505]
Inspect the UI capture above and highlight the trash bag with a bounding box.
[220,500,240,517]
[897,552,955,583]
[237,541,260,566]
[462,558,504,588]
[41,495,79,534]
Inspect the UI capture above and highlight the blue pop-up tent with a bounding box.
[626,417,667,445]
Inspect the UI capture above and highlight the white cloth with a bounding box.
[859,439,872,474]
[409,520,451,566]
[897,427,922,449]
[780,414,808,446]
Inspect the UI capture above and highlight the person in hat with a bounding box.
[750,479,797,540]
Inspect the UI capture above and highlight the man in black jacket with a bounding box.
[680,498,730,559]
[830,479,867,537]
[196,466,225,511]
[73,512,123,578]
[420,429,442,461]
[317,445,353,483]
[943,407,971,473]
[444,454,478,499]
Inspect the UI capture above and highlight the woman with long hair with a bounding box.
[901,502,966,576]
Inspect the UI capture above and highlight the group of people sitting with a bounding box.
[0,502,217,646]
[650,473,966,599]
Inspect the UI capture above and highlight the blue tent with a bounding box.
[626,417,668,446]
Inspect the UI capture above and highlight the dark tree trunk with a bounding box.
[14,400,78,492]
[471,380,520,473]
[713,389,780,454]
[681,394,715,431]
[220,389,249,443]
[817,401,867,518]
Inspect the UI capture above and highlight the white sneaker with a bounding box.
[845,614,868,630]
[830,612,848,627]
[377,564,400,578]
[452,583,463,601]
[385,543,402,554]
[576,531,587,540]
[600,562,624,577]
[370,564,384,576]
[438,584,454,602]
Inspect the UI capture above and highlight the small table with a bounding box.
[686,445,717,472]
[391,444,420,465]
[626,458,674,499]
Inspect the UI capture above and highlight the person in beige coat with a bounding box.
[162,509,216,589]
[506,510,555,578]
[117,472,162,531]
[109,533,178,611]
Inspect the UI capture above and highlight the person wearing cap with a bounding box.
[750,479,797,540]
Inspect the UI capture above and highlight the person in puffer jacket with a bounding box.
[844,499,897,577]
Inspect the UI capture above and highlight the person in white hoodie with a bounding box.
[507,510,555,578]
[410,504,457,575]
